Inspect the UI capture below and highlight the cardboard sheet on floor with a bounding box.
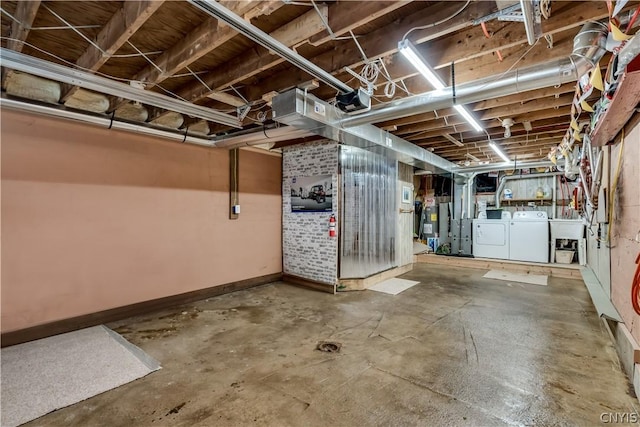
[368,278,420,295]
[1,325,160,427]
[483,270,548,286]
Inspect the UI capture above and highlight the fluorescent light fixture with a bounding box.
[443,133,464,147]
[398,39,446,91]
[454,105,483,132]
[398,39,483,132]
[489,141,511,163]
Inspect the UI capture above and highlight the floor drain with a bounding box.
[316,341,341,353]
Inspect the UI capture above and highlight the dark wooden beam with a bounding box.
[171,5,328,106]
[3,0,41,89]
[376,83,576,129]
[241,1,496,101]
[307,1,410,45]
[406,110,571,140]
[6,0,40,52]
[130,1,281,88]
[395,94,576,136]
[60,1,164,101]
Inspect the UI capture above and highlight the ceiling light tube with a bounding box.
[466,153,481,162]
[454,105,483,132]
[443,133,464,147]
[399,39,483,132]
[398,39,445,91]
[489,141,511,163]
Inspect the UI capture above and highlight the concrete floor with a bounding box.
[27,264,637,426]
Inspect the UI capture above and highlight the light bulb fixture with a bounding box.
[398,39,483,133]
[489,141,511,163]
[502,117,514,138]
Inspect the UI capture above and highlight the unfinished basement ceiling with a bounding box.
[1,1,637,165]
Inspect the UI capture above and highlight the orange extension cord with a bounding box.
[632,253,640,315]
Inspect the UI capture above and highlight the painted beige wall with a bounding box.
[1,110,282,332]
[610,116,640,344]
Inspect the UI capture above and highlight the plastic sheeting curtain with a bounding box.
[339,146,397,278]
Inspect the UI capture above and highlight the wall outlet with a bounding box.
[232,205,241,214]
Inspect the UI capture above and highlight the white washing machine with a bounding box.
[473,211,511,260]
[509,211,549,263]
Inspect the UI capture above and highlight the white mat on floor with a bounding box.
[1,325,160,427]
[483,270,548,286]
[368,278,420,295]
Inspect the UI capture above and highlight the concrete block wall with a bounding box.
[282,140,339,284]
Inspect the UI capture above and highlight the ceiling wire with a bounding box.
[0,7,21,24]
[401,0,471,42]
[309,0,352,42]
[37,4,163,59]
[126,41,164,74]
[2,37,190,103]
[30,25,102,31]
[168,70,211,78]
[473,39,540,92]
[186,66,213,92]
[42,3,105,53]
[229,85,249,104]
[1,6,99,31]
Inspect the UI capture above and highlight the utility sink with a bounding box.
[549,219,585,239]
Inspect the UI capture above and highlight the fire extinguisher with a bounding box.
[329,214,337,237]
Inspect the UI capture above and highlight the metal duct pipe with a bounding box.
[495,171,564,208]
[453,159,553,176]
[214,125,314,148]
[272,88,458,173]
[188,0,352,94]
[341,21,608,127]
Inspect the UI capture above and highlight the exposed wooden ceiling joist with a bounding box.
[60,1,164,101]
[6,0,40,52]
[307,1,410,46]
[2,0,41,90]
[2,0,635,164]
[242,1,496,102]
[170,4,328,107]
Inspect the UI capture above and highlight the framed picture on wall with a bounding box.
[290,175,333,212]
[401,185,412,204]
